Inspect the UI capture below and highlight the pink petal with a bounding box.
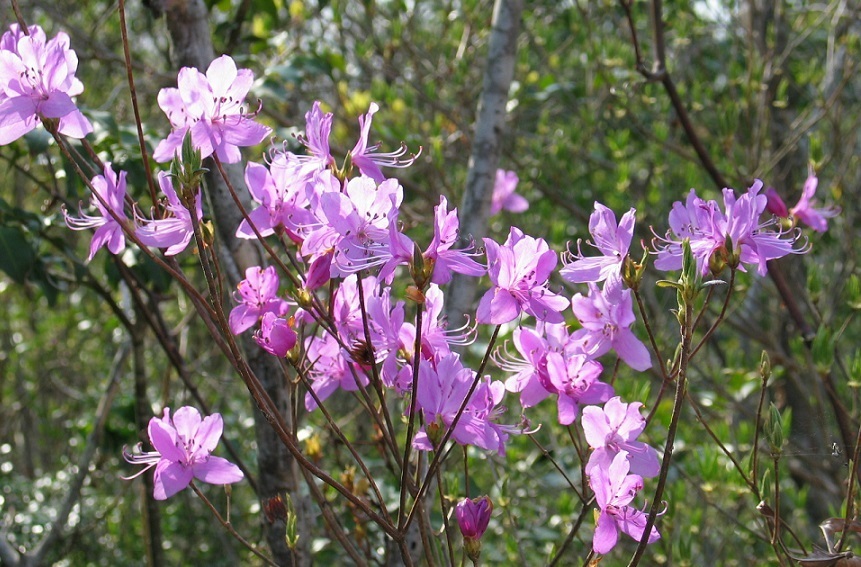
[193,456,243,485]
[0,96,37,144]
[613,329,652,371]
[190,120,216,159]
[153,127,189,163]
[626,441,660,478]
[148,414,185,462]
[560,256,616,284]
[194,413,224,455]
[153,459,193,500]
[176,67,208,113]
[593,511,619,555]
[618,507,660,545]
[157,87,192,128]
[221,117,271,148]
[205,55,238,93]
[38,91,76,118]
[581,405,610,448]
[171,406,203,441]
[557,395,579,426]
[236,206,276,239]
[477,288,519,325]
[57,108,92,139]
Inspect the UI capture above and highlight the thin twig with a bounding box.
[189,482,279,567]
[405,325,502,530]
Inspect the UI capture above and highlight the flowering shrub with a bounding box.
[0,8,852,567]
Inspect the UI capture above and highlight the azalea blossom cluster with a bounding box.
[652,180,807,276]
[223,104,668,552]
[2,21,832,559]
[63,53,271,258]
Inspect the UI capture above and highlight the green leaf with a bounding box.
[0,226,36,284]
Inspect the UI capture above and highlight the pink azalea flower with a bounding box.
[303,251,333,291]
[582,396,660,478]
[123,406,243,500]
[392,284,474,389]
[725,181,804,275]
[490,169,528,216]
[654,182,803,276]
[228,265,290,335]
[330,274,381,342]
[302,333,368,411]
[0,24,92,144]
[544,351,613,425]
[64,162,128,261]
[476,227,569,325]
[289,100,335,179]
[589,451,660,555]
[412,354,512,454]
[153,55,271,163]
[135,171,202,256]
[320,176,403,277]
[496,324,561,409]
[298,170,345,261]
[561,202,636,284]
[277,101,417,183]
[365,285,408,389]
[789,172,839,233]
[349,102,418,183]
[569,279,652,371]
[653,188,724,274]
[254,312,297,357]
[235,158,313,240]
[423,196,486,285]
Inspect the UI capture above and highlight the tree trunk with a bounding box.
[146,0,310,563]
[445,0,524,325]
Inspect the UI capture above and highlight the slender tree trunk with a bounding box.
[131,313,166,567]
[145,1,310,563]
[445,0,524,325]
[742,0,844,520]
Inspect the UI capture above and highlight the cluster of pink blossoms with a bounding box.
[2,22,834,556]
[63,52,272,258]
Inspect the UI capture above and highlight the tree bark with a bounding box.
[445,0,524,325]
[146,0,310,564]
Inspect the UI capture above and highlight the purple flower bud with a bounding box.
[254,312,297,358]
[456,495,493,540]
[304,252,332,291]
[764,186,789,218]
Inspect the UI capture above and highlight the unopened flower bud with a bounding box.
[764,186,789,218]
[263,494,288,524]
[172,133,208,205]
[304,253,332,291]
[680,239,700,303]
[405,285,425,304]
[622,252,646,292]
[295,288,314,310]
[708,247,727,277]
[765,403,786,457]
[759,350,771,383]
[724,234,741,270]
[456,496,493,564]
[426,419,444,449]
[200,220,216,250]
[409,243,434,291]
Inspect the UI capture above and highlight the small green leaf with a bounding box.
[0,226,36,284]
